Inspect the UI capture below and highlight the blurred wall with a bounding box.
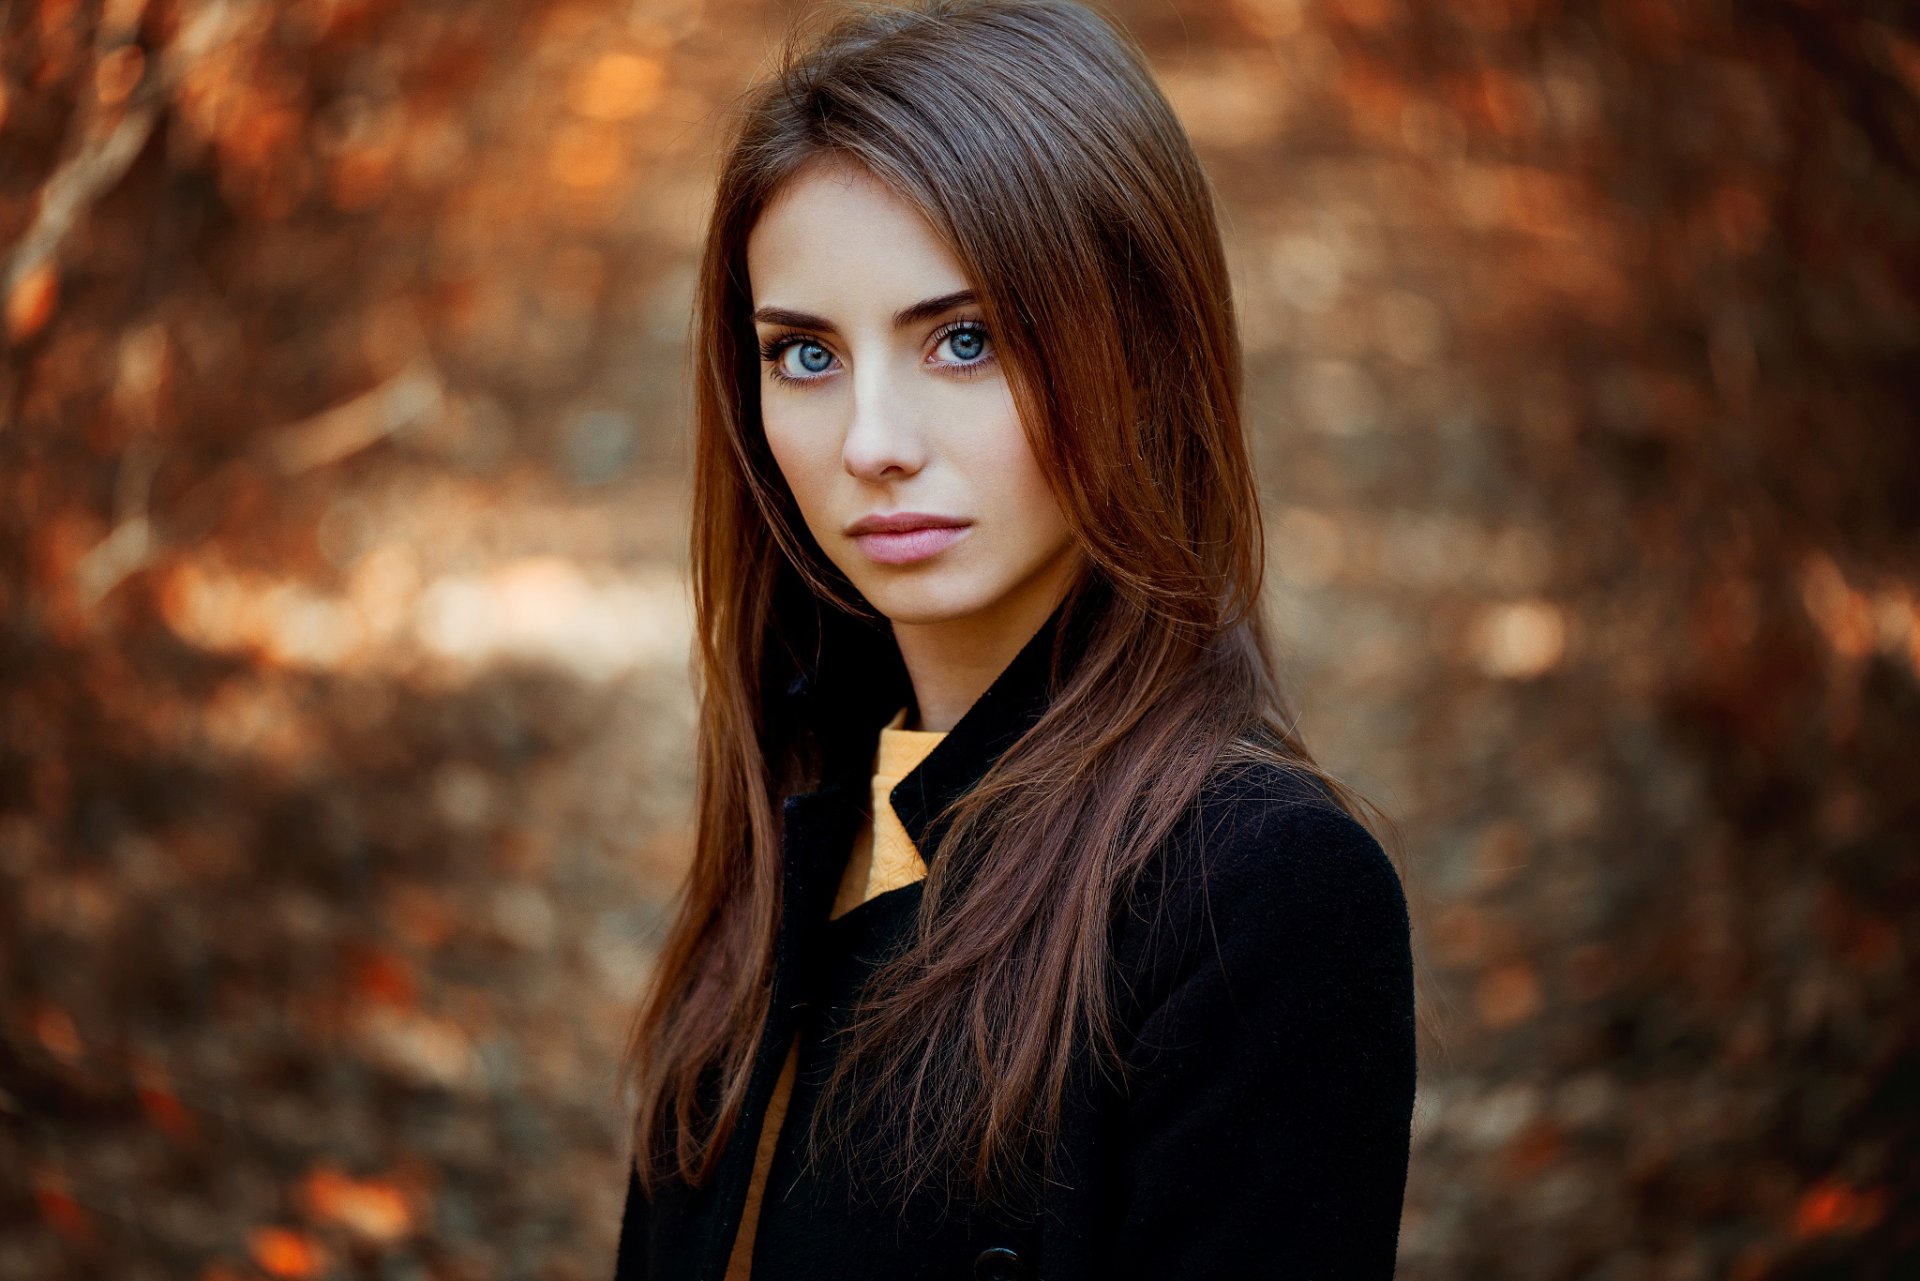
[2,0,1915,1278]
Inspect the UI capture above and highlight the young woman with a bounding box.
[614,2,1417,1277]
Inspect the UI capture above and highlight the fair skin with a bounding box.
[746,159,1084,732]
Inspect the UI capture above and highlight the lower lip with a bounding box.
[853,524,971,565]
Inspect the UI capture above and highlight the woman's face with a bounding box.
[746,160,1082,638]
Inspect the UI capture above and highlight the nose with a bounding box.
[840,360,927,482]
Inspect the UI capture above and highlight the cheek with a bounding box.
[968,404,1071,546]
[762,410,835,516]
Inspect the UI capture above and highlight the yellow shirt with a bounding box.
[723,707,945,1279]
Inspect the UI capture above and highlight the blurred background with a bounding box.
[3,0,1916,1277]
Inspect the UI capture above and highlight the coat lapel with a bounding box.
[850,586,1101,867]
[659,785,865,1281]
[776,583,1101,874]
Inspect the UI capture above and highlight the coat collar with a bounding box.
[767,578,1105,1004]
[884,598,1085,862]
[780,580,1105,867]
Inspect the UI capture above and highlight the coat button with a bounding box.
[974,1247,1022,1281]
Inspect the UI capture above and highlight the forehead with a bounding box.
[746,160,970,312]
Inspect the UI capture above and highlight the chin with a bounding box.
[853,576,1001,628]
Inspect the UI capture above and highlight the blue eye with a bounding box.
[759,334,837,384]
[933,322,992,371]
[945,328,983,361]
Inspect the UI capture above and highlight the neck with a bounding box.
[890,552,1083,732]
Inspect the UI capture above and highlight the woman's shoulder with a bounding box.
[1168,753,1404,911]
[1116,751,1412,1017]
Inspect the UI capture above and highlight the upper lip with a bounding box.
[845,511,972,536]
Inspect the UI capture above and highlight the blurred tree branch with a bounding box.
[2,1,244,301]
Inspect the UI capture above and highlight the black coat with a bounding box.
[613,604,1417,1280]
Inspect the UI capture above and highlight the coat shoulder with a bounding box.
[1117,756,1410,1011]
[1169,755,1401,906]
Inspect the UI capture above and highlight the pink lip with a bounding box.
[847,515,972,565]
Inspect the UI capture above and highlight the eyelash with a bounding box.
[757,320,996,387]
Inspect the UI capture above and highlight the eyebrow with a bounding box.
[749,289,978,335]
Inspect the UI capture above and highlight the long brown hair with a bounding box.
[622,0,1403,1209]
